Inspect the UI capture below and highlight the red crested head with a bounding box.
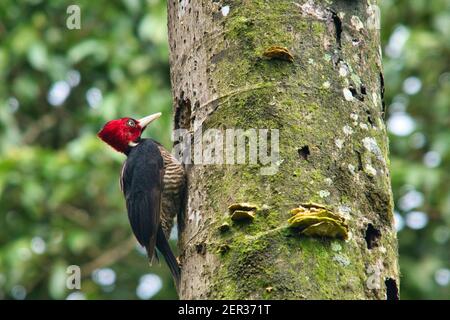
[97,113,161,153]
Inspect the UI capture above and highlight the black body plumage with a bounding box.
[121,138,181,288]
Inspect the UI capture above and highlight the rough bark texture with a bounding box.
[168,0,399,299]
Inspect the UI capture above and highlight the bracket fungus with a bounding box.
[228,203,258,221]
[288,203,349,240]
[216,244,231,255]
[262,46,294,62]
[218,222,231,233]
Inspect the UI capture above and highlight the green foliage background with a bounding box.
[0,0,448,299]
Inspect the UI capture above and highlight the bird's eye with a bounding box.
[127,119,136,127]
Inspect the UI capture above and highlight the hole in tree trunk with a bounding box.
[349,86,364,101]
[175,91,192,131]
[298,145,310,161]
[366,110,374,126]
[195,242,206,255]
[331,12,342,49]
[349,86,358,96]
[360,85,367,95]
[385,278,399,300]
[365,223,381,249]
[379,72,386,119]
[355,150,363,171]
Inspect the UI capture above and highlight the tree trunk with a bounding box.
[168,0,399,300]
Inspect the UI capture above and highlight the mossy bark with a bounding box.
[168,0,399,299]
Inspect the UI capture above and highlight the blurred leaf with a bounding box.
[49,261,67,299]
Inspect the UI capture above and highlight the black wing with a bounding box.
[121,139,164,260]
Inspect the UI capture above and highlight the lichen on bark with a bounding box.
[168,0,399,299]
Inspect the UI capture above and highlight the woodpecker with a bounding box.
[97,112,185,288]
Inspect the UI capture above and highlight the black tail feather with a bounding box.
[156,225,181,290]
[146,249,159,266]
